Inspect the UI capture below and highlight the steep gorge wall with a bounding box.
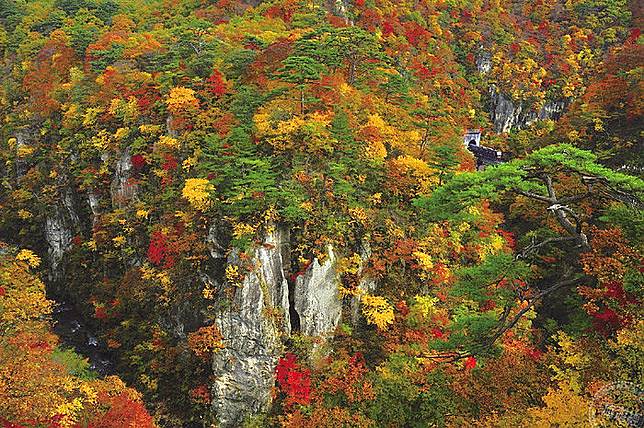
[211,228,290,426]
[477,51,568,133]
[210,229,347,426]
[293,245,342,339]
[489,90,566,134]
[22,130,351,425]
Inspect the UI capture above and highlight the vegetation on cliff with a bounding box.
[0,0,641,426]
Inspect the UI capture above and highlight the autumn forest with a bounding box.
[0,0,642,426]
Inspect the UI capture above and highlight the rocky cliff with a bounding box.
[210,229,346,426]
[26,129,348,426]
[477,50,567,133]
[293,245,342,339]
[211,227,290,426]
[489,90,567,134]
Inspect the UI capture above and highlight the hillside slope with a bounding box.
[0,0,642,426]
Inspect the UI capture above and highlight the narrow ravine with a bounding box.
[51,299,114,376]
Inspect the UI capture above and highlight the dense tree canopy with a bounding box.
[0,0,641,426]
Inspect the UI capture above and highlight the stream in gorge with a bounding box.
[51,299,115,376]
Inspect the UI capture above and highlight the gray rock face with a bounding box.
[87,191,101,225]
[45,189,79,282]
[538,100,567,121]
[14,128,35,179]
[329,0,350,21]
[110,148,137,207]
[158,300,203,340]
[211,227,290,427]
[350,242,378,327]
[476,50,492,74]
[207,222,227,260]
[489,88,566,133]
[294,246,342,338]
[210,232,353,425]
[476,50,567,133]
[45,210,73,282]
[490,89,519,133]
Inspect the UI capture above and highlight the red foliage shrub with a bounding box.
[464,356,477,370]
[161,154,178,171]
[94,305,108,320]
[207,69,227,97]
[396,300,409,316]
[430,327,445,339]
[382,21,395,36]
[275,353,311,407]
[498,230,515,249]
[404,22,430,46]
[189,385,211,404]
[88,393,155,428]
[526,348,543,361]
[147,231,167,266]
[628,28,641,43]
[591,308,622,336]
[131,154,146,170]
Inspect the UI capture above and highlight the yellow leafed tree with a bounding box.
[361,294,395,329]
[182,178,214,211]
